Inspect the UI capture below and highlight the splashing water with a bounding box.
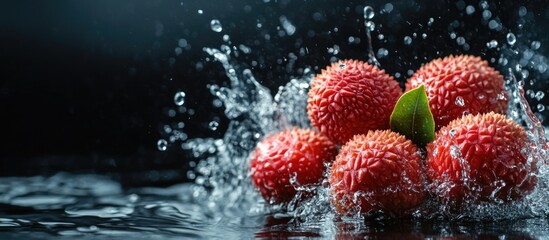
[363,6,380,66]
[171,2,549,224]
[3,1,549,238]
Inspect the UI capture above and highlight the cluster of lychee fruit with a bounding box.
[249,55,537,216]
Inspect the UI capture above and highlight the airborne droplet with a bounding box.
[363,6,375,20]
[486,40,498,49]
[465,5,475,15]
[427,18,434,26]
[537,104,545,112]
[210,19,223,32]
[376,48,389,58]
[157,139,168,151]
[174,91,186,106]
[209,121,219,131]
[404,36,412,45]
[507,33,516,45]
[531,41,541,50]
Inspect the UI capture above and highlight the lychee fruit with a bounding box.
[250,128,338,204]
[329,130,425,216]
[307,60,402,145]
[406,55,507,130]
[426,112,537,206]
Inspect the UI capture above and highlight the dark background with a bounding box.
[1,0,548,186]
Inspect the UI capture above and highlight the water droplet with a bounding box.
[515,64,522,72]
[531,41,541,50]
[197,9,203,14]
[168,109,176,117]
[404,36,412,45]
[432,148,438,156]
[449,129,456,137]
[163,125,172,134]
[339,63,346,69]
[465,5,475,15]
[486,40,498,49]
[209,121,219,130]
[157,139,168,151]
[222,34,230,42]
[383,3,394,13]
[363,6,375,20]
[228,68,236,76]
[521,70,529,79]
[450,145,460,159]
[210,19,222,32]
[482,10,492,20]
[178,39,188,48]
[497,93,507,101]
[348,36,355,44]
[488,20,499,29]
[455,96,465,106]
[239,44,251,54]
[478,93,486,100]
[535,91,545,101]
[498,57,508,66]
[456,37,466,45]
[174,47,182,56]
[427,18,434,26]
[365,21,375,31]
[377,34,384,40]
[174,91,186,106]
[376,48,389,58]
[279,15,296,36]
[526,89,535,98]
[518,6,527,17]
[537,104,545,112]
[507,33,516,45]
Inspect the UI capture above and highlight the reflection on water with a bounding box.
[1,173,548,239]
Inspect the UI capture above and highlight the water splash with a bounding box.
[172,0,549,224]
[210,19,222,33]
[363,6,380,66]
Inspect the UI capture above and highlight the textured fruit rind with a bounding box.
[406,55,507,130]
[250,128,338,204]
[307,60,402,145]
[426,112,537,205]
[329,130,425,216]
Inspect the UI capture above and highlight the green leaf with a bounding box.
[390,85,435,148]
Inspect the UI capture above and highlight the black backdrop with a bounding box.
[1,0,548,186]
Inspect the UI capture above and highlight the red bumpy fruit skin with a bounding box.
[406,55,507,130]
[329,130,425,216]
[307,59,402,145]
[250,128,338,204]
[426,112,537,206]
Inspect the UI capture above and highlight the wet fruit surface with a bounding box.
[250,128,338,203]
[406,55,507,130]
[330,130,425,216]
[307,60,402,145]
[426,112,537,206]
